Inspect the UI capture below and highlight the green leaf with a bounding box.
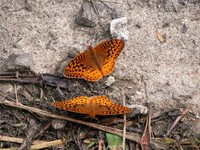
[106,133,123,149]
[163,138,175,144]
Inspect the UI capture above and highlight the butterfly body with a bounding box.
[52,96,131,118]
[88,46,104,76]
[64,39,125,82]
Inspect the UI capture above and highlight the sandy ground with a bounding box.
[0,0,200,135]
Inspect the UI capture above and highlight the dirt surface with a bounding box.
[0,0,200,149]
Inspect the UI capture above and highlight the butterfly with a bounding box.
[52,96,131,118]
[64,39,125,82]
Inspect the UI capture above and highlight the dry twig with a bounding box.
[122,89,127,150]
[166,105,193,136]
[0,135,63,149]
[141,104,152,150]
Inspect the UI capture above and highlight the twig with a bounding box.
[166,105,193,137]
[0,135,65,149]
[0,135,48,144]
[141,104,152,150]
[39,88,44,100]
[122,89,127,150]
[90,0,100,17]
[30,140,64,149]
[0,73,70,89]
[100,0,122,5]
[0,135,26,144]
[0,99,141,143]
[14,84,18,103]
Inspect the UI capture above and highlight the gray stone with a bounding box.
[128,104,148,115]
[110,17,129,40]
[105,76,116,86]
[6,54,34,71]
[0,83,14,93]
[51,119,67,130]
[107,87,121,101]
[76,1,97,27]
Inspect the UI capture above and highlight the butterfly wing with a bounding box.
[94,39,125,76]
[64,51,89,79]
[84,66,103,82]
[91,96,131,116]
[52,96,91,115]
[64,50,102,81]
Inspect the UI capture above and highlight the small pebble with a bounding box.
[127,104,148,115]
[51,119,67,130]
[105,76,116,86]
[0,83,14,93]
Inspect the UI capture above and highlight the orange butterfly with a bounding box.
[64,39,124,82]
[52,96,131,118]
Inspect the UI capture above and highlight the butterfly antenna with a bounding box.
[93,117,100,123]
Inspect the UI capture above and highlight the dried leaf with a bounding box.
[156,31,165,43]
